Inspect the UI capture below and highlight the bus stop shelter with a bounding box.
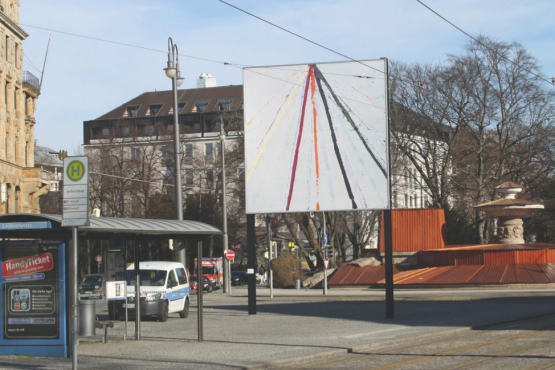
[0,213,221,358]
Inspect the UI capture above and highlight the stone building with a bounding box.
[0,0,45,214]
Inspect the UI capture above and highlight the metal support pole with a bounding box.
[322,213,328,296]
[247,214,257,315]
[220,122,229,294]
[166,37,185,265]
[383,57,394,319]
[197,240,204,342]
[134,242,141,340]
[384,210,394,318]
[71,227,78,370]
[266,216,273,299]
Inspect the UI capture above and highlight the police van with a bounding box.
[122,261,190,322]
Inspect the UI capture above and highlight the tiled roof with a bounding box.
[96,85,243,120]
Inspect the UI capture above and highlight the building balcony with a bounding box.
[22,71,40,97]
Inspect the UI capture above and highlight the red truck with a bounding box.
[194,257,223,290]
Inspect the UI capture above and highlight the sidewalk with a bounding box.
[1,286,554,369]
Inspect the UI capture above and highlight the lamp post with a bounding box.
[165,37,185,263]
[219,119,230,294]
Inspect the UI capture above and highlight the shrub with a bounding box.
[272,251,303,288]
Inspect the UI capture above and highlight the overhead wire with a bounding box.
[415,0,554,87]
[216,0,387,77]
[21,23,247,68]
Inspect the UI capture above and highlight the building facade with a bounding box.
[83,83,244,219]
[0,0,45,214]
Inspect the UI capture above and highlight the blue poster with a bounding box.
[0,240,67,357]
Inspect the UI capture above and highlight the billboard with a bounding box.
[244,60,389,214]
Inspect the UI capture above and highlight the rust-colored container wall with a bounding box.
[417,246,555,267]
[379,208,446,253]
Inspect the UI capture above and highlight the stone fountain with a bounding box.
[473,182,544,244]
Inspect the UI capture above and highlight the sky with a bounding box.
[20,0,555,154]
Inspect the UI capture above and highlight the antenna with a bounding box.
[39,35,51,91]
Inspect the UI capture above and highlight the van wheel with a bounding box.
[159,301,169,322]
[179,298,189,318]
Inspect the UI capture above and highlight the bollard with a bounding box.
[78,300,96,336]
[295,279,301,289]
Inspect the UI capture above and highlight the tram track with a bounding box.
[269,312,555,370]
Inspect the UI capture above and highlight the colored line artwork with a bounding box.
[243,60,389,214]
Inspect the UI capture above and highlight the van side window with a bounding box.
[167,270,178,288]
[176,268,187,285]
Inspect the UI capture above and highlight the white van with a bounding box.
[122,261,190,322]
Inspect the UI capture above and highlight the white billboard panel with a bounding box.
[244,60,389,214]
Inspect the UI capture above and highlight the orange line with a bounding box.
[310,66,320,210]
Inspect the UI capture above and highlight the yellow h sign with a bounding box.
[66,160,85,182]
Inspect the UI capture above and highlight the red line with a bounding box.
[286,65,313,211]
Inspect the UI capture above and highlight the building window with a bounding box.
[205,169,214,184]
[161,146,172,160]
[124,105,139,117]
[14,42,18,67]
[185,169,193,185]
[144,126,155,135]
[184,144,193,157]
[101,128,110,137]
[192,101,209,113]
[4,81,7,106]
[5,36,8,62]
[205,143,213,156]
[122,127,130,136]
[216,99,232,111]
[13,87,17,112]
[146,104,162,116]
[168,103,185,114]
[131,147,140,160]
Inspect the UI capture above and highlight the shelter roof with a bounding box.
[0,214,222,236]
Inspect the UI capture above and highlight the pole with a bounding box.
[322,213,328,296]
[383,57,394,319]
[247,214,257,314]
[134,241,141,340]
[197,240,204,342]
[220,122,230,294]
[71,227,78,370]
[167,38,185,265]
[266,216,273,299]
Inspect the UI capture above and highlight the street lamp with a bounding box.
[219,118,230,294]
[165,37,185,264]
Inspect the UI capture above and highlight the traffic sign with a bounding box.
[225,250,235,261]
[324,259,330,269]
[62,156,90,227]
[95,255,102,263]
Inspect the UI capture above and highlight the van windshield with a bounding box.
[126,269,167,287]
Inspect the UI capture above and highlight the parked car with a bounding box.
[231,271,247,286]
[190,276,213,293]
[79,274,104,299]
[110,261,190,322]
